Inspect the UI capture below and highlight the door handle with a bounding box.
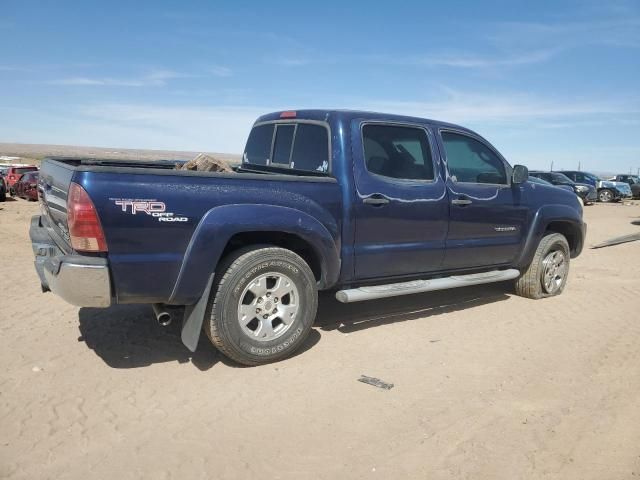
[363,194,390,206]
[451,198,473,206]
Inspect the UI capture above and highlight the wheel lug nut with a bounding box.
[272,308,277,314]
[256,308,261,314]
[257,298,263,304]
[263,315,268,319]
[266,293,271,298]
[274,298,279,303]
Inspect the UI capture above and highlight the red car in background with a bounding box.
[6,166,38,195]
[13,171,39,201]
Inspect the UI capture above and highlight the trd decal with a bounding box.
[114,200,166,214]
[111,198,189,222]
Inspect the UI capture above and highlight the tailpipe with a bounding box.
[152,303,172,327]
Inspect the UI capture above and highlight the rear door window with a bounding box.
[362,124,434,181]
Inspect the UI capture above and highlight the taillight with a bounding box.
[67,182,108,252]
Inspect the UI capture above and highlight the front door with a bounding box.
[436,130,528,269]
[352,121,449,280]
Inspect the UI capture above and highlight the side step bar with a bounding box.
[335,269,520,303]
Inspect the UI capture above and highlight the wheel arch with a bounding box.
[169,204,341,305]
[515,205,585,269]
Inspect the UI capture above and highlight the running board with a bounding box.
[335,269,520,303]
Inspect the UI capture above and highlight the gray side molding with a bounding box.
[181,273,214,352]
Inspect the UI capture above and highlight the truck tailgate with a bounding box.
[37,159,75,252]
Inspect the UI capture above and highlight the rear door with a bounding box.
[352,121,448,279]
[436,129,528,269]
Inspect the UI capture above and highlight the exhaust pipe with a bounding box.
[152,303,172,326]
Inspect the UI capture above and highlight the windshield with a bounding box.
[584,172,601,182]
[14,167,38,174]
[529,176,552,186]
[551,173,574,184]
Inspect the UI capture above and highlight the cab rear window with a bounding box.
[243,122,329,174]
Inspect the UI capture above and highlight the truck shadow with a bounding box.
[315,282,511,333]
[77,304,320,371]
[78,282,510,370]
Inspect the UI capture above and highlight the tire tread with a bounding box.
[515,233,569,299]
[204,246,316,366]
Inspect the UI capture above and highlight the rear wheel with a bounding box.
[598,188,613,203]
[515,233,570,299]
[204,246,318,366]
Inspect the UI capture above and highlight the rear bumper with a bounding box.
[30,215,112,307]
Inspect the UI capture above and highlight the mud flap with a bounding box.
[181,274,214,352]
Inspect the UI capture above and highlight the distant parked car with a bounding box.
[559,170,632,202]
[528,175,584,205]
[13,172,39,201]
[0,176,6,202]
[6,166,38,195]
[610,175,640,199]
[528,175,572,191]
[529,171,597,205]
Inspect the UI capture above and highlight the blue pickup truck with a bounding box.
[30,110,586,365]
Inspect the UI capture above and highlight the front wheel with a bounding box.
[598,188,614,203]
[515,233,570,299]
[204,246,318,366]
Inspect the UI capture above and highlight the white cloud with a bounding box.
[209,65,233,77]
[356,89,640,125]
[49,69,195,87]
[387,48,561,69]
[73,103,269,152]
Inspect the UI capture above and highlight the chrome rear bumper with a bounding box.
[30,215,112,307]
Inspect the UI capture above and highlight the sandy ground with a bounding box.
[1,197,639,480]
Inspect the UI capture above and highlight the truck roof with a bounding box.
[255,109,478,135]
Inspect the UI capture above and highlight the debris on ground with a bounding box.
[592,233,640,249]
[358,375,394,390]
[175,153,233,173]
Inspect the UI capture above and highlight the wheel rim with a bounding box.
[599,190,612,202]
[541,250,567,294]
[237,272,299,342]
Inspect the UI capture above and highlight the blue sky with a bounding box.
[1,0,639,172]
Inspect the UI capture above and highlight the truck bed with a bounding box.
[38,157,342,304]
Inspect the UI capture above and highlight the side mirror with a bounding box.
[512,165,529,184]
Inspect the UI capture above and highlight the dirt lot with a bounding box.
[0,142,242,164]
[1,198,639,480]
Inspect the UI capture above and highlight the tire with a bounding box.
[204,246,318,366]
[598,188,613,203]
[515,233,570,299]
